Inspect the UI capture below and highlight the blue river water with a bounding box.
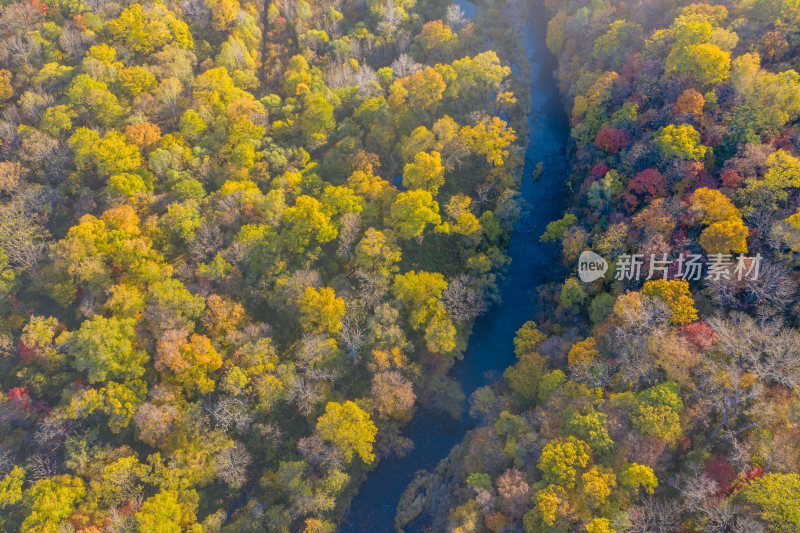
[341,1,570,530]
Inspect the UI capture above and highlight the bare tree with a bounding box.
[720,429,753,471]
[611,297,670,386]
[0,448,14,477]
[446,4,467,30]
[0,161,22,195]
[0,202,48,270]
[705,260,796,313]
[207,397,253,433]
[625,497,682,532]
[275,268,322,311]
[378,0,402,36]
[33,417,72,452]
[26,453,58,480]
[326,62,356,89]
[474,182,494,209]
[189,224,224,262]
[104,507,139,533]
[214,443,252,488]
[337,212,361,258]
[297,433,343,472]
[443,274,487,324]
[731,515,767,533]
[289,376,323,416]
[134,401,179,446]
[340,312,364,361]
[709,313,800,390]
[355,66,381,97]
[296,332,337,371]
[391,54,422,77]
[181,0,211,26]
[355,268,389,309]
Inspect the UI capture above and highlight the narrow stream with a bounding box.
[341,2,570,530]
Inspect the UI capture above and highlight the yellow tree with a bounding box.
[642,279,698,325]
[690,187,749,254]
[459,117,516,167]
[389,190,441,239]
[299,287,346,334]
[316,401,378,464]
[402,151,445,193]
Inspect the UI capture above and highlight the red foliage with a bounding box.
[591,162,610,180]
[628,168,667,199]
[7,386,31,410]
[702,129,723,148]
[772,128,797,151]
[621,54,642,80]
[696,171,717,189]
[623,191,639,213]
[30,0,48,17]
[705,455,736,495]
[720,169,743,189]
[729,467,765,493]
[683,321,715,350]
[594,126,629,154]
[17,339,36,364]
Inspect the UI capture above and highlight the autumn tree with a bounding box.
[642,279,698,325]
[316,401,378,464]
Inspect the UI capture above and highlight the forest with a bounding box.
[0,0,527,530]
[394,0,800,532]
[2,0,800,531]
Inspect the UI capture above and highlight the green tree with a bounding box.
[300,92,336,148]
[540,213,578,242]
[631,382,684,442]
[62,316,147,384]
[393,270,448,329]
[514,321,546,357]
[108,4,192,55]
[563,409,614,454]
[354,228,401,274]
[667,42,730,86]
[424,308,456,353]
[560,278,586,310]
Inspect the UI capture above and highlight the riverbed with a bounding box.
[341,1,570,530]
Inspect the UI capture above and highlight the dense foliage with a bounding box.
[0,0,528,530]
[397,0,800,531]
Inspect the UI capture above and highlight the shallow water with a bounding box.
[341,2,570,530]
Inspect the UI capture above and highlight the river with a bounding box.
[341,1,570,530]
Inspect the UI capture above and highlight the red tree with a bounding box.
[594,126,629,154]
[683,321,714,350]
[628,169,667,199]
